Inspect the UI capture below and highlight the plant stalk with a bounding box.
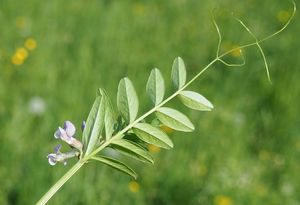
[36,161,84,205]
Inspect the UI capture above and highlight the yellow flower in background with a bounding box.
[11,38,36,66]
[222,42,243,58]
[11,47,29,66]
[11,54,24,66]
[25,38,37,50]
[230,48,243,58]
[214,195,233,205]
[161,125,173,134]
[16,48,28,60]
[128,181,140,193]
[148,144,161,153]
[277,10,290,23]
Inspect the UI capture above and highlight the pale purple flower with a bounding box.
[48,120,84,166]
[47,144,66,166]
[47,144,79,166]
[54,121,83,150]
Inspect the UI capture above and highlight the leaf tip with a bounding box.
[176,56,183,61]
[208,103,214,110]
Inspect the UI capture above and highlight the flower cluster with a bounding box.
[47,121,84,166]
[11,37,37,66]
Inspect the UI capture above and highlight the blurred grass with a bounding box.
[0,0,299,204]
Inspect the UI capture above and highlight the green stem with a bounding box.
[36,162,84,205]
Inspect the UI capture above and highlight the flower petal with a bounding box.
[54,129,61,139]
[58,127,73,144]
[54,144,62,153]
[81,121,86,132]
[64,121,76,137]
[47,154,57,166]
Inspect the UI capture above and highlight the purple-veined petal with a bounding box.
[64,121,76,137]
[58,127,73,144]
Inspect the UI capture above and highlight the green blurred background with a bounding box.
[0,0,299,204]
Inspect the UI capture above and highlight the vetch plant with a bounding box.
[36,2,296,204]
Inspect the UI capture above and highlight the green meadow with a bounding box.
[0,0,299,204]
